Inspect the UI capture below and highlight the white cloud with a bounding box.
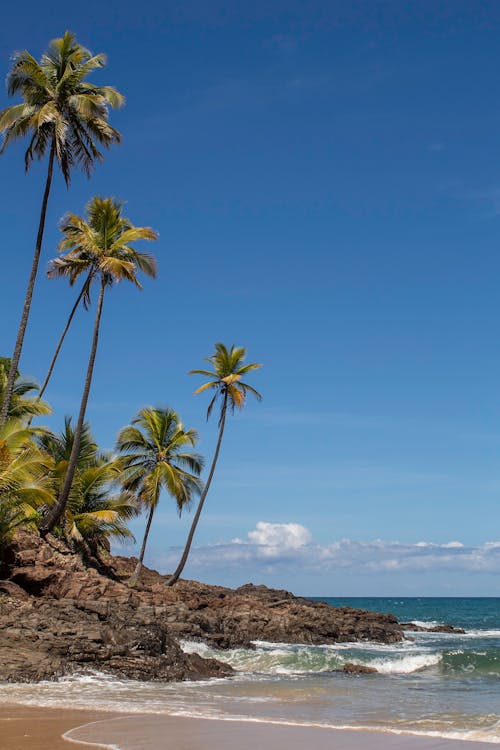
[149,521,500,578]
[247,521,312,549]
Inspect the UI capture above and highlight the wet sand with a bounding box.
[0,706,495,749]
[68,713,495,750]
[0,705,118,750]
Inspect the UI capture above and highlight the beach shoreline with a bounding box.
[1,704,497,750]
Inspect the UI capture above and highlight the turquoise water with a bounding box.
[1,597,499,744]
[316,597,500,631]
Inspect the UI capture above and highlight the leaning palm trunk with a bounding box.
[128,502,157,586]
[27,272,93,428]
[167,396,227,586]
[0,141,56,426]
[40,279,106,535]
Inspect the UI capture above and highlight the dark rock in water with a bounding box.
[341,662,378,674]
[0,596,232,683]
[400,622,466,634]
[0,532,408,683]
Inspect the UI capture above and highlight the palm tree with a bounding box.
[37,417,138,557]
[167,343,262,586]
[38,197,157,535]
[0,420,54,547]
[65,464,138,561]
[0,31,124,425]
[0,358,51,423]
[37,415,105,485]
[116,407,203,586]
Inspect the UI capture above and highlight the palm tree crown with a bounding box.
[37,416,102,471]
[0,31,124,183]
[48,196,158,290]
[191,342,263,423]
[117,408,203,511]
[65,463,138,558]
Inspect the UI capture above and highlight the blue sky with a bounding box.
[1,1,500,595]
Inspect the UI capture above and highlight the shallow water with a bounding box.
[1,597,499,744]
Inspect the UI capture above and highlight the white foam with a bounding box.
[181,638,448,676]
[368,653,442,674]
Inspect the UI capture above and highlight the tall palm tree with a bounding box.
[0,31,124,425]
[0,358,51,423]
[116,407,203,586]
[167,343,262,586]
[39,197,157,535]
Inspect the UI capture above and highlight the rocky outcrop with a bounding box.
[400,622,466,634]
[151,581,404,648]
[0,595,232,683]
[0,534,233,683]
[0,532,408,683]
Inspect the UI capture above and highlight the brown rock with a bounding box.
[0,596,233,683]
[342,662,378,674]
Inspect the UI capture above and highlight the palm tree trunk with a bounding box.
[39,278,106,536]
[128,502,156,587]
[167,394,228,586]
[27,272,93,428]
[0,140,56,426]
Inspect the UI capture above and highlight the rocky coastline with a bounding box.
[0,534,455,683]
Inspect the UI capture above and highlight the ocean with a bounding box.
[1,597,499,744]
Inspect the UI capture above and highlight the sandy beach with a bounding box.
[0,705,496,750]
[0,705,118,750]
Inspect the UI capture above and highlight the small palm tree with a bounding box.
[116,407,203,586]
[37,416,101,471]
[39,197,157,535]
[0,31,123,425]
[167,343,262,586]
[0,358,51,423]
[66,463,138,560]
[37,418,138,557]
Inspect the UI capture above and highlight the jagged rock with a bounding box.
[108,558,404,647]
[0,596,232,683]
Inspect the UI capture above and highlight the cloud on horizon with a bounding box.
[148,521,500,577]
